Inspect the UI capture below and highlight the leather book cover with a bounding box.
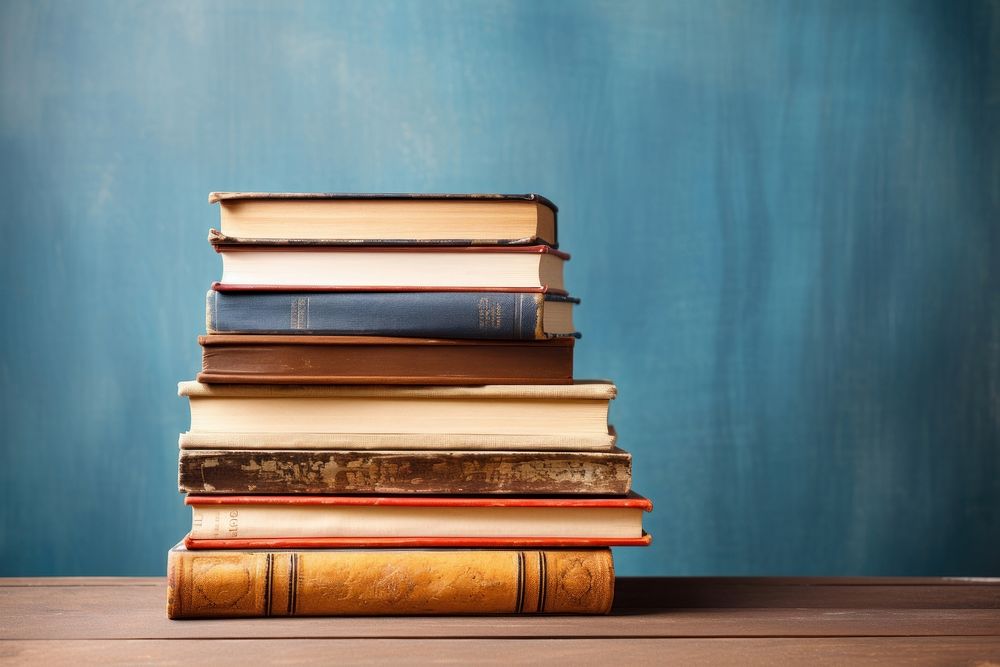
[178,448,632,495]
[205,289,580,339]
[197,335,574,385]
[167,544,612,618]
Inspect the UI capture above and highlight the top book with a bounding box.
[209,193,559,247]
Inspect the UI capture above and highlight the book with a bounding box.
[197,335,573,385]
[178,448,632,495]
[167,544,612,618]
[212,245,568,292]
[177,428,619,452]
[208,192,558,247]
[183,493,653,548]
[178,381,616,437]
[205,290,578,339]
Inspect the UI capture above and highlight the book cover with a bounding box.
[197,335,574,385]
[208,192,559,247]
[178,448,632,495]
[212,245,570,293]
[167,544,613,618]
[183,493,653,549]
[205,290,580,339]
[177,428,619,452]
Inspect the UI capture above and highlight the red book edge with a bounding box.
[184,492,653,512]
[211,244,571,260]
[197,335,576,347]
[183,533,653,550]
[210,283,571,296]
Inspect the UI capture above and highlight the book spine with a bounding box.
[206,290,548,339]
[178,449,632,495]
[167,548,613,618]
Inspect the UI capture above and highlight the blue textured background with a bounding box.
[1,1,997,576]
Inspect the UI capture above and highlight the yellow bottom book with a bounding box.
[166,544,614,618]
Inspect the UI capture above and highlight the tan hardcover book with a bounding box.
[209,192,558,246]
[177,381,616,437]
[184,494,653,546]
[167,544,613,618]
[177,428,619,452]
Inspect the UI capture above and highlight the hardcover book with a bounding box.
[178,381,616,437]
[183,493,653,549]
[209,192,558,247]
[167,545,613,618]
[212,245,569,292]
[177,428,619,452]
[206,290,578,339]
[178,448,632,495]
[197,335,573,385]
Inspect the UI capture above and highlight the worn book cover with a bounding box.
[178,448,632,495]
[167,544,612,618]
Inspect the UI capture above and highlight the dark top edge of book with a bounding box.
[210,283,570,296]
[185,490,652,510]
[208,192,558,212]
[208,236,571,260]
[206,287,580,304]
[198,334,576,347]
[209,230,556,248]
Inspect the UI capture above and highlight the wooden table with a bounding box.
[2,577,998,664]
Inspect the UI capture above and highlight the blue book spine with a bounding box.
[206,291,574,340]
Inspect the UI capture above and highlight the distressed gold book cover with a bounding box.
[166,544,613,618]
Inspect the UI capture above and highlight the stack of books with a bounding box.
[167,193,651,618]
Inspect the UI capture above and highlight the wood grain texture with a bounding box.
[2,577,1000,665]
[0,1,997,577]
[4,638,1000,667]
[178,448,632,495]
[2,577,999,640]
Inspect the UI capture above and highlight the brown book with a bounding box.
[167,544,613,618]
[178,448,632,495]
[197,335,573,384]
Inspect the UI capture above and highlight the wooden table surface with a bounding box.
[2,577,999,665]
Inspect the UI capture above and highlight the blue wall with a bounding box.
[1,0,997,576]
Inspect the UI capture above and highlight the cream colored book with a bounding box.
[209,192,558,246]
[214,246,567,290]
[185,494,653,546]
[178,381,616,437]
[178,428,618,451]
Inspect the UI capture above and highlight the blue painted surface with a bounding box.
[1,1,997,576]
